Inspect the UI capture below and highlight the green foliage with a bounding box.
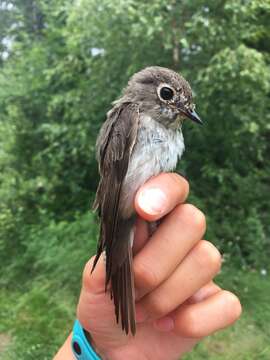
[188,42,270,267]
[0,211,97,358]
[0,286,74,359]
[0,0,269,271]
[0,0,270,357]
[24,212,98,292]
[0,211,98,293]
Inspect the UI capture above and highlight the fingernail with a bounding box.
[154,316,174,332]
[137,188,167,215]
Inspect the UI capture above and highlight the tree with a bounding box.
[0,0,269,281]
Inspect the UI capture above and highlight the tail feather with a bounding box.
[91,224,105,273]
[92,217,136,335]
[120,267,126,332]
[111,241,136,335]
[127,243,136,335]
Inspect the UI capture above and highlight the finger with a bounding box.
[136,241,221,322]
[78,257,121,336]
[186,281,221,304]
[82,255,106,294]
[133,217,149,255]
[153,282,221,332]
[173,290,242,338]
[134,204,206,298]
[134,173,189,222]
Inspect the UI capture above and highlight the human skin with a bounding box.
[54,173,242,360]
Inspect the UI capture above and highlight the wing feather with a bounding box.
[93,103,139,264]
[92,103,139,334]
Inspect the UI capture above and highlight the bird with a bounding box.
[92,66,202,336]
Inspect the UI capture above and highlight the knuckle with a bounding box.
[181,204,206,235]
[194,240,222,274]
[148,294,170,317]
[135,261,160,290]
[172,204,185,219]
[181,308,202,338]
[170,172,190,196]
[221,291,242,323]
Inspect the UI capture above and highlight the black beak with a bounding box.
[185,109,203,125]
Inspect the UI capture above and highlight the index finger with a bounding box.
[134,173,189,221]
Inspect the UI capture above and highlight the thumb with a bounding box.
[134,173,189,221]
[82,255,107,294]
[77,256,131,350]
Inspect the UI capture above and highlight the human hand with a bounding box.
[77,173,242,360]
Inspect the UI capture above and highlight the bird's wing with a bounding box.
[93,102,139,264]
[92,103,139,334]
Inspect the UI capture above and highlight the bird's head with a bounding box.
[124,66,202,129]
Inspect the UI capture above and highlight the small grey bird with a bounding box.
[92,66,202,335]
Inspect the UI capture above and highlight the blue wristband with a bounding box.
[71,320,101,360]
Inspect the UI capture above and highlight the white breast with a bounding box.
[120,115,185,217]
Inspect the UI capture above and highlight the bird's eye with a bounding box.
[159,87,174,101]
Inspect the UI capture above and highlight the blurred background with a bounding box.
[0,0,269,359]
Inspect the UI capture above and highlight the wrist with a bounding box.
[54,333,74,360]
[102,344,148,360]
[72,320,103,360]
